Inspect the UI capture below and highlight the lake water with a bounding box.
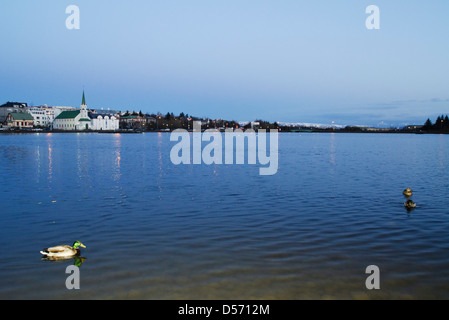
[0,132,448,299]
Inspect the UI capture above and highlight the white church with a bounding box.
[53,91,119,131]
[90,113,120,131]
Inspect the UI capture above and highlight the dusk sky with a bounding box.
[1,0,448,126]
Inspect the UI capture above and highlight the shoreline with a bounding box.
[0,128,446,134]
[0,129,143,134]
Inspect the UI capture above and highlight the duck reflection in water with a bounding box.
[404,199,417,212]
[41,255,87,267]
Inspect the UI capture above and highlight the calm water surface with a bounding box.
[0,132,448,299]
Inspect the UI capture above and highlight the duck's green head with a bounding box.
[73,241,86,249]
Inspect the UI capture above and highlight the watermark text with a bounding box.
[170,121,279,175]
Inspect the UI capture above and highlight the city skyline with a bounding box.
[1,1,449,126]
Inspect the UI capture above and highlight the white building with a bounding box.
[53,91,91,131]
[90,113,119,131]
[27,105,74,128]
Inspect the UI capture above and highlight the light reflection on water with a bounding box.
[0,132,449,299]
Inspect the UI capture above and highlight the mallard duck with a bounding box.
[40,241,86,258]
[403,188,413,197]
[404,199,416,209]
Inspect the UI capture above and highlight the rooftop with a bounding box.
[1,102,28,108]
[8,112,34,120]
[55,110,81,120]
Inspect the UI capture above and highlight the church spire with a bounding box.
[81,90,86,106]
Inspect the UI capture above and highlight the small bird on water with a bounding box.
[403,188,413,197]
[404,199,416,209]
[40,240,86,258]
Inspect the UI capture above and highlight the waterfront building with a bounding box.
[90,113,119,131]
[28,106,53,127]
[27,105,75,128]
[53,91,91,131]
[146,115,157,124]
[5,112,34,129]
[0,102,28,123]
[119,114,148,129]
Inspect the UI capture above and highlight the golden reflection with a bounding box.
[116,154,121,168]
[48,146,53,181]
[46,132,53,183]
[156,132,164,198]
[76,136,82,176]
[114,133,121,182]
[36,145,40,181]
[157,131,163,177]
[115,133,121,168]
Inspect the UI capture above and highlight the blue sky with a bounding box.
[1,1,448,126]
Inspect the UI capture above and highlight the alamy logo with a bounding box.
[365,5,380,30]
[365,265,380,290]
[65,265,80,289]
[66,5,80,30]
[170,121,279,175]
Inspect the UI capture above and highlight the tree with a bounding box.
[444,115,449,130]
[435,116,443,130]
[423,118,433,130]
[165,112,171,120]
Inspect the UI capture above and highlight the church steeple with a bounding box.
[81,90,86,106]
[80,90,88,119]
